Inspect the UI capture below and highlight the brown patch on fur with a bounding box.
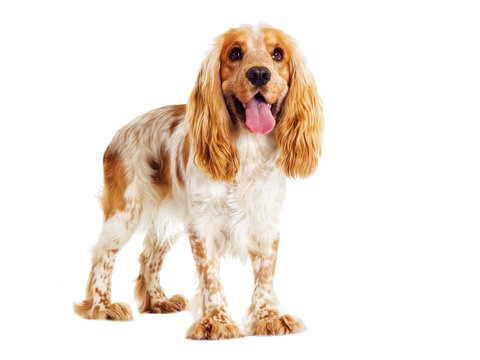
[148,143,171,194]
[95,288,109,306]
[168,118,181,135]
[248,314,305,336]
[208,307,229,322]
[167,104,186,135]
[182,135,190,171]
[101,145,128,220]
[186,316,244,340]
[175,143,185,188]
[169,104,186,118]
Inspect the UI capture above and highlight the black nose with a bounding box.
[246,66,271,86]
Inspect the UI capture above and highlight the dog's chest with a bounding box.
[187,133,286,259]
[213,135,286,258]
[198,165,282,261]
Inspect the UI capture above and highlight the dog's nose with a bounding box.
[246,66,271,86]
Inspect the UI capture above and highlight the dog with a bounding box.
[74,24,324,340]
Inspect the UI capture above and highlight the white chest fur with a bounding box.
[187,132,285,261]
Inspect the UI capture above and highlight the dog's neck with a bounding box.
[235,125,279,178]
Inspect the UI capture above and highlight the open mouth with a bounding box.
[232,93,278,135]
[233,93,277,123]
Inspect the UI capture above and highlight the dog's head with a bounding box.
[187,25,323,181]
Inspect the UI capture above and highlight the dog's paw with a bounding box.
[74,301,133,321]
[186,316,244,340]
[101,302,133,320]
[148,294,188,314]
[248,314,305,336]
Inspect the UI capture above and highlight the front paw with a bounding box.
[186,316,244,340]
[248,314,306,336]
[141,294,188,314]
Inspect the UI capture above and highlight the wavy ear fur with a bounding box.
[276,44,324,179]
[186,37,239,182]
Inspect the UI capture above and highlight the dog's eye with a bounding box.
[229,47,243,61]
[272,48,283,61]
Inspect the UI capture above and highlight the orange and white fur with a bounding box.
[74,24,323,340]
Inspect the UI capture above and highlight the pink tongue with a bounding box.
[245,97,275,134]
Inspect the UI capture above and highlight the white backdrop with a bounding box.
[1,1,479,359]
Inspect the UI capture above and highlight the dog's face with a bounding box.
[220,27,291,135]
[187,25,323,181]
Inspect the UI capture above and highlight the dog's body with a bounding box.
[75,25,323,339]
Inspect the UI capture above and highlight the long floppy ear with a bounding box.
[186,37,239,182]
[275,44,324,179]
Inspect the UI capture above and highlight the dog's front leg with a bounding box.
[186,226,243,340]
[246,237,306,336]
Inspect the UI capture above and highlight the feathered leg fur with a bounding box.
[246,237,306,335]
[135,228,187,313]
[185,227,243,340]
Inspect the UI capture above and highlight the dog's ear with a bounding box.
[186,36,239,182]
[275,39,324,179]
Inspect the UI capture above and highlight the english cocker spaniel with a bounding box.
[74,24,324,340]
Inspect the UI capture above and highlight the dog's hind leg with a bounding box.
[134,222,187,314]
[73,199,141,320]
[74,147,141,320]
